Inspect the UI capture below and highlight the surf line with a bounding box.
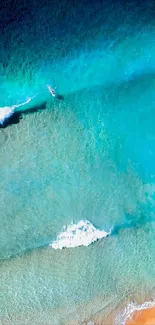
[0,95,36,125]
[0,84,64,126]
[50,220,112,250]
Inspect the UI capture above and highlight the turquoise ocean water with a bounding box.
[1,0,155,324]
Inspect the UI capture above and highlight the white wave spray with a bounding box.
[0,95,36,125]
[50,220,111,249]
[115,300,155,325]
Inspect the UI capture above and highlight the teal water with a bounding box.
[1,1,155,324]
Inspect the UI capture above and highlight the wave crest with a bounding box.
[50,220,111,249]
[115,300,155,325]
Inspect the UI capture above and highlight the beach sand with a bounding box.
[125,307,155,325]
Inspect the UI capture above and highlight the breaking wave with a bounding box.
[50,220,111,249]
[115,300,155,325]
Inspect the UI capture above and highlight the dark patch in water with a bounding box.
[56,94,64,100]
[0,101,47,129]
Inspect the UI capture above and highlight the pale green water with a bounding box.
[1,73,155,323]
[1,224,155,324]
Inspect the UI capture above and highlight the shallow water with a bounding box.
[1,0,155,324]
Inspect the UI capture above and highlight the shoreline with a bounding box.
[125,305,155,325]
[0,293,155,325]
[86,296,155,325]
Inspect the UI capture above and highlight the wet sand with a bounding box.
[125,307,155,325]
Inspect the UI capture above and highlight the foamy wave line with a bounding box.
[0,95,36,125]
[115,299,155,325]
[50,220,111,249]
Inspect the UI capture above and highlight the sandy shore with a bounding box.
[87,295,155,325]
[125,307,155,325]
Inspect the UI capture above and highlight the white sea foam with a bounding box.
[50,220,111,249]
[0,106,14,124]
[0,96,36,125]
[115,300,155,325]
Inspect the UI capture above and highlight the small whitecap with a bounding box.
[50,220,111,249]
